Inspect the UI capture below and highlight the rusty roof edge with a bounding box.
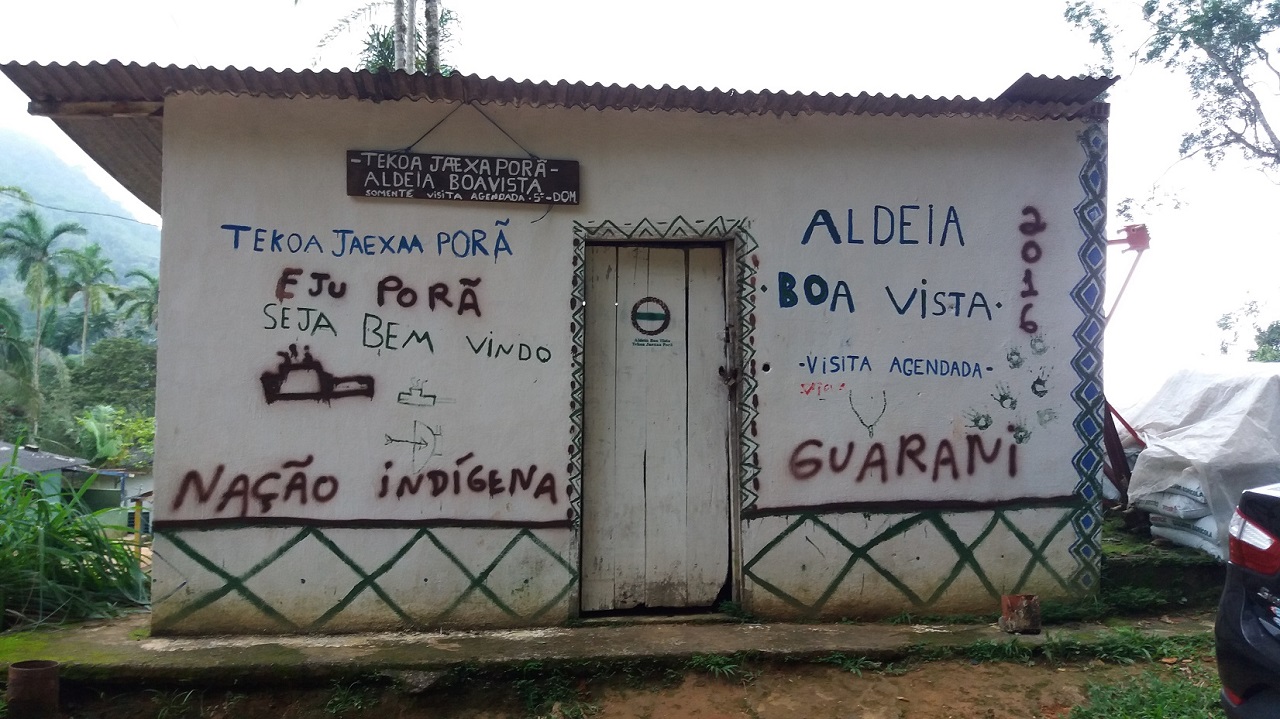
[997,72,1120,105]
[1,61,1114,121]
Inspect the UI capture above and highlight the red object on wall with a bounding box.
[1110,224,1150,252]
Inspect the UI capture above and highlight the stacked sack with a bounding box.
[1133,477,1222,560]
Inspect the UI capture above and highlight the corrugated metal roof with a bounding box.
[0,62,1116,214]
[0,441,88,474]
[997,73,1119,105]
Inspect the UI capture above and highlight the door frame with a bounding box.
[569,216,759,616]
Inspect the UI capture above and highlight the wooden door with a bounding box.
[582,245,730,611]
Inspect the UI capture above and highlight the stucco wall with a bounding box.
[152,92,1105,633]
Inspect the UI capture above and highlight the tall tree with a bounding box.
[114,268,159,330]
[424,0,441,73]
[394,0,418,72]
[0,298,29,375]
[312,1,455,74]
[56,243,117,355]
[1249,320,1280,361]
[0,209,86,436]
[1066,0,1280,167]
[0,298,38,431]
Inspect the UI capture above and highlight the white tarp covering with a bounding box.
[1125,364,1280,557]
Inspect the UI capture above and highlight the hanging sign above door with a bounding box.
[347,150,580,205]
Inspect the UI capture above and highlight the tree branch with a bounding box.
[1194,39,1280,161]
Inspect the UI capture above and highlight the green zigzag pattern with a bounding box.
[744,503,1082,616]
[155,526,577,632]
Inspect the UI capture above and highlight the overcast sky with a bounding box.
[1,0,1275,408]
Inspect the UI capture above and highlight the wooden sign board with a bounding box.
[347,150,580,205]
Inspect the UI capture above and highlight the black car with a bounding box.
[1217,483,1280,717]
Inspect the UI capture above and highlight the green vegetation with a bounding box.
[61,336,157,415]
[1070,665,1224,719]
[0,462,149,627]
[140,689,246,719]
[149,689,199,719]
[325,680,380,716]
[818,652,882,676]
[1246,318,1280,362]
[0,173,157,465]
[1067,0,1280,171]
[314,1,458,75]
[0,130,159,274]
[687,653,741,679]
[510,661,597,718]
[901,626,1212,668]
[419,630,1215,717]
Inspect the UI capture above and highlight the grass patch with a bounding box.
[901,627,1213,669]
[142,689,245,719]
[1069,664,1224,718]
[818,652,881,676]
[1042,628,1213,664]
[686,653,761,686]
[511,661,596,718]
[0,461,148,628]
[687,653,740,679]
[325,680,380,716]
[148,689,198,719]
[908,637,1035,664]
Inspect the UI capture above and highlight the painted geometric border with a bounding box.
[153,526,577,632]
[744,502,1084,616]
[1068,123,1109,593]
[569,216,761,524]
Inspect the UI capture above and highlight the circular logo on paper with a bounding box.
[630,296,671,336]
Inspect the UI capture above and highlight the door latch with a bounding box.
[718,365,739,389]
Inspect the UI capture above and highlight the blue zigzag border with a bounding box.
[1068,123,1108,591]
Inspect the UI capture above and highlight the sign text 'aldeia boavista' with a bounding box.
[347,150,580,205]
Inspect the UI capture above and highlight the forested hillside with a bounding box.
[0,128,159,278]
[0,127,159,465]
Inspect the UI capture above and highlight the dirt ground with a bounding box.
[50,658,1206,719]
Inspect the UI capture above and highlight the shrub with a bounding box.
[0,460,148,627]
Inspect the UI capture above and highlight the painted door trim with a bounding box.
[570,216,760,612]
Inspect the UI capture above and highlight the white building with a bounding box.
[2,62,1113,634]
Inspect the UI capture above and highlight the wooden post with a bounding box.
[133,499,143,560]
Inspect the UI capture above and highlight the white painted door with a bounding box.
[582,245,730,611]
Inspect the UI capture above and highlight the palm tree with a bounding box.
[0,186,32,204]
[115,269,159,330]
[0,297,32,378]
[57,243,117,355]
[0,209,86,436]
[311,0,454,73]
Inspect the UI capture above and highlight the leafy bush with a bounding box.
[62,336,157,416]
[74,404,154,467]
[0,460,148,627]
